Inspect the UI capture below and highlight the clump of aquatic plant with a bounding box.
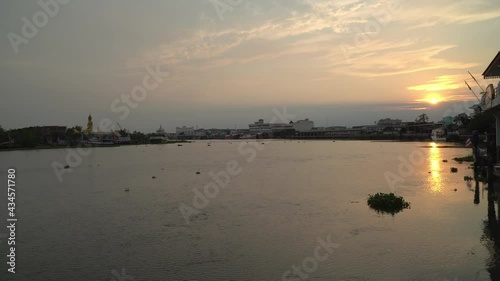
[451,167,458,173]
[464,176,473,181]
[453,155,474,163]
[367,193,410,215]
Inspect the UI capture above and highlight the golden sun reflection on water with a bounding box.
[429,142,444,193]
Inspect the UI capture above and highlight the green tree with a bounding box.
[118,128,129,136]
[130,130,148,144]
[18,129,36,147]
[453,113,471,128]
[65,126,84,145]
[415,113,429,124]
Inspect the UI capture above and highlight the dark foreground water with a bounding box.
[0,140,499,281]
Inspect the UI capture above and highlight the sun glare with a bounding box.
[425,94,442,105]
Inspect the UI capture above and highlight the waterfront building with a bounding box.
[150,125,168,144]
[481,51,500,168]
[249,119,294,134]
[326,126,347,131]
[194,129,207,139]
[176,126,194,136]
[291,118,314,132]
[176,126,194,139]
[249,119,271,133]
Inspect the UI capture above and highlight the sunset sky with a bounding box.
[1,0,500,132]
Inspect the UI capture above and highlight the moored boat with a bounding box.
[431,128,446,142]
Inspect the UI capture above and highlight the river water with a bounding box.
[0,140,498,281]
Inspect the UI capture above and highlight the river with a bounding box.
[0,140,497,280]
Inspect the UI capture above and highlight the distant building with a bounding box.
[291,119,314,132]
[326,126,347,131]
[176,126,194,138]
[194,129,207,138]
[156,125,166,135]
[249,119,271,133]
[441,116,453,126]
[249,119,294,134]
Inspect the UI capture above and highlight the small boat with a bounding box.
[88,140,118,147]
[431,128,446,142]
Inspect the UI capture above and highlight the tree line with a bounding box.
[0,125,151,148]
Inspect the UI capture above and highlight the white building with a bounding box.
[249,119,294,133]
[194,129,207,138]
[176,126,194,137]
[249,119,271,133]
[291,118,314,132]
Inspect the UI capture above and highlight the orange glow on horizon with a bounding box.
[420,93,443,105]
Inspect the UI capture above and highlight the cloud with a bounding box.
[129,0,494,76]
[408,73,493,93]
[331,44,478,78]
[408,75,464,91]
[400,0,500,29]
[123,0,496,108]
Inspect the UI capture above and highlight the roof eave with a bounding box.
[482,51,500,79]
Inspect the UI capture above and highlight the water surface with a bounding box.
[0,140,497,280]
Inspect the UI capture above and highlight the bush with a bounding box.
[451,167,458,173]
[367,193,410,215]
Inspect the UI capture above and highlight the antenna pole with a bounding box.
[465,81,481,103]
[468,71,485,92]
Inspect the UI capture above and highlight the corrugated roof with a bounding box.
[483,51,500,79]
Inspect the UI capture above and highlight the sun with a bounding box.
[425,94,442,105]
[429,98,439,105]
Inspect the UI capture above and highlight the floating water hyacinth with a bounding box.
[453,155,474,163]
[367,193,410,215]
